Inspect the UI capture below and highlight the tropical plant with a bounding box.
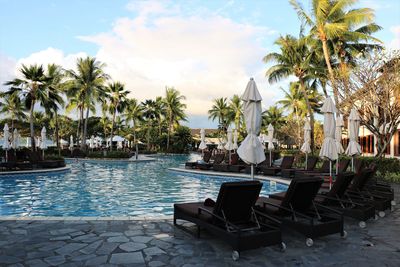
[227,94,242,132]
[290,0,381,106]
[0,91,27,131]
[262,105,286,129]
[164,87,187,151]
[4,64,52,150]
[208,97,230,133]
[141,99,158,150]
[264,34,319,151]
[124,98,143,152]
[104,81,128,151]
[65,56,108,150]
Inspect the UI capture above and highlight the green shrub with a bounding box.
[44,154,65,160]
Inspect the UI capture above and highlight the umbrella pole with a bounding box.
[336,159,339,175]
[269,151,272,167]
[43,149,45,160]
[352,156,354,172]
[229,150,231,165]
[329,161,332,190]
[305,154,308,170]
[5,150,8,162]
[251,164,254,179]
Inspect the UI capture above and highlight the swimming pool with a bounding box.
[0,154,288,217]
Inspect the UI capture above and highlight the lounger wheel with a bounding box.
[374,214,379,221]
[341,230,348,239]
[391,206,395,212]
[306,238,314,247]
[232,250,240,261]
[378,211,385,218]
[280,242,286,252]
[391,200,396,206]
[359,221,367,228]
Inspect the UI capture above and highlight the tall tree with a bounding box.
[105,81,128,151]
[264,34,319,151]
[0,92,27,131]
[164,87,187,151]
[208,97,230,133]
[4,64,50,150]
[290,0,381,106]
[65,56,108,150]
[124,98,143,152]
[227,94,242,132]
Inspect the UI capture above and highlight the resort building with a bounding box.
[358,125,400,159]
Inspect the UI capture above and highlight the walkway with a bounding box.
[0,186,399,267]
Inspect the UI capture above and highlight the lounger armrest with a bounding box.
[313,202,343,215]
[253,209,282,225]
[198,207,241,231]
[317,194,366,207]
[262,201,315,220]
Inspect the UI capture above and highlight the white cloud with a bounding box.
[78,1,279,116]
[15,47,87,76]
[389,25,400,50]
[0,53,17,91]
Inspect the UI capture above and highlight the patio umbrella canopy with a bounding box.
[40,127,47,150]
[346,108,362,171]
[237,78,266,178]
[3,123,10,162]
[225,127,234,164]
[69,135,74,150]
[90,135,95,149]
[300,120,312,170]
[335,114,344,154]
[319,97,338,177]
[12,128,19,149]
[198,128,207,150]
[267,124,275,166]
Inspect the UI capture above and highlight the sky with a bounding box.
[0,0,399,128]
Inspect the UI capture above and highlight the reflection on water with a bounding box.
[0,154,287,217]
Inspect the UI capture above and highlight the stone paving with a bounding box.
[1,186,400,267]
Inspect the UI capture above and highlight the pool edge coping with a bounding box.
[168,167,291,185]
[0,166,71,176]
[0,215,173,221]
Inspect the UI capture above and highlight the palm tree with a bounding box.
[124,98,143,153]
[208,97,230,133]
[0,92,27,131]
[164,87,187,151]
[65,56,108,150]
[155,96,165,138]
[262,105,286,129]
[105,81,128,151]
[44,64,65,155]
[4,64,50,150]
[141,99,159,150]
[264,34,319,150]
[227,94,242,131]
[290,0,381,105]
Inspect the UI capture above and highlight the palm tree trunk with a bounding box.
[81,107,90,150]
[110,110,116,151]
[166,111,172,151]
[76,109,81,146]
[80,106,85,149]
[55,110,60,156]
[321,39,340,106]
[299,79,315,152]
[30,102,36,151]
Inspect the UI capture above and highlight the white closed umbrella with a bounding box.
[267,124,275,166]
[335,114,344,174]
[346,108,362,171]
[237,78,266,178]
[3,123,10,162]
[198,128,207,150]
[300,120,312,170]
[90,135,95,150]
[69,135,74,150]
[225,127,234,164]
[12,128,20,149]
[233,129,238,151]
[319,97,338,179]
[41,127,47,159]
[217,138,224,150]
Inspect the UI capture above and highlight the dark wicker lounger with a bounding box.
[257,177,346,247]
[259,156,294,176]
[281,156,318,179]
[174,181,285,260]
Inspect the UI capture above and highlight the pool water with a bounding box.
[0,154,288,217]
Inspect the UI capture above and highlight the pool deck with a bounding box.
[1,185,399,266]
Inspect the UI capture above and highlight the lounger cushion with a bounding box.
[174,202,213,222]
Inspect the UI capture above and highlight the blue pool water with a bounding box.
[0,154,288,217]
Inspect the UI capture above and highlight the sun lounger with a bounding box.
[294,160,331,179]
[197,153,225,170]
[281,156,318,178]
[257,177,346,247]
[259,156,294,176]
[185,151,212,169]
[174,181,285,260]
